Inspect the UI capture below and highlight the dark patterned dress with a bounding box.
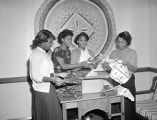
[52,46,89,98]
[52,46,71,73]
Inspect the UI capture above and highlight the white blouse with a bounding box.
[79,48,91,63]
[29,47,54,93]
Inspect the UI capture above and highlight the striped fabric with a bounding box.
[136,98,157,120]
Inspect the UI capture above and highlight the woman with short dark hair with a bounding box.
[29,29,63,120]
[103,31,137,120]
[73,32,89,45]
[115,31,132,46]
[71,32,94,65]
[111,31,137,72]
[57,29,74,44]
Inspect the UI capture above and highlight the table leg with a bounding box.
[107,96,111,119]
[121,96,125,120]
[77,102,82,120]
[62,103,67,120]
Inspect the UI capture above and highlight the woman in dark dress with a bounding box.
[103,31,137,120]
[51,29,93,119]
[29,29,63,120]
[51,29,92,97]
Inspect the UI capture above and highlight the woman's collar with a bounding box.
[37,46,46,52]
[79,47,87,52]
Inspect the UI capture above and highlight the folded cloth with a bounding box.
[116,85,134,101]
[64,69,90,84]
[56,69,90,98]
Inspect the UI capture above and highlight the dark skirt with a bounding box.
[32,84,63,120]
[122,75,136,120]
[111,75,136,120]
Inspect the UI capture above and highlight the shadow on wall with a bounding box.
[26,60,34,119]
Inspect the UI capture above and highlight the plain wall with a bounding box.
[107,0,150,67]
[0,0,44,119]
[0,0,44,78]
[0,82,32,119]
[0,0,157,119]
[149,0,157,67]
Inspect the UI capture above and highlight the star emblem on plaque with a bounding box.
[60,13,94,39]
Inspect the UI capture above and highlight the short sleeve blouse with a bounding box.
[52,46,71,73]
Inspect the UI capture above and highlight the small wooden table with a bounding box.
[60,93,125,120]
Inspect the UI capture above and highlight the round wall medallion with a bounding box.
[34,0,116,57]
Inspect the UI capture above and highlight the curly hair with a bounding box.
[74,32,89,46]
[116,31,132,46]
[31,29,56,49]
[57,29,73,44]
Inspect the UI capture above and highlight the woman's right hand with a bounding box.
[80,61,92,68]
[101,61,111,70]
[52,77,64,86]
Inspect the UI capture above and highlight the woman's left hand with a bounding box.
[86,63,94,68]
[53,77,65,86]
[121,60,136,72]
[122,60,129,66]
[88,57,94,62]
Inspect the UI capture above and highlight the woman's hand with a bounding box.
[80,61,88,68]
[121,60,129,66]
[92,62,99,69]
[101,61,111,70]
[52,77,65,86]
[121,60,136,72]
[88,57,94,62]
[80,61,92,68]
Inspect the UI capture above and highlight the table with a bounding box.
[60,93,125,120]
[55,71,112,94]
